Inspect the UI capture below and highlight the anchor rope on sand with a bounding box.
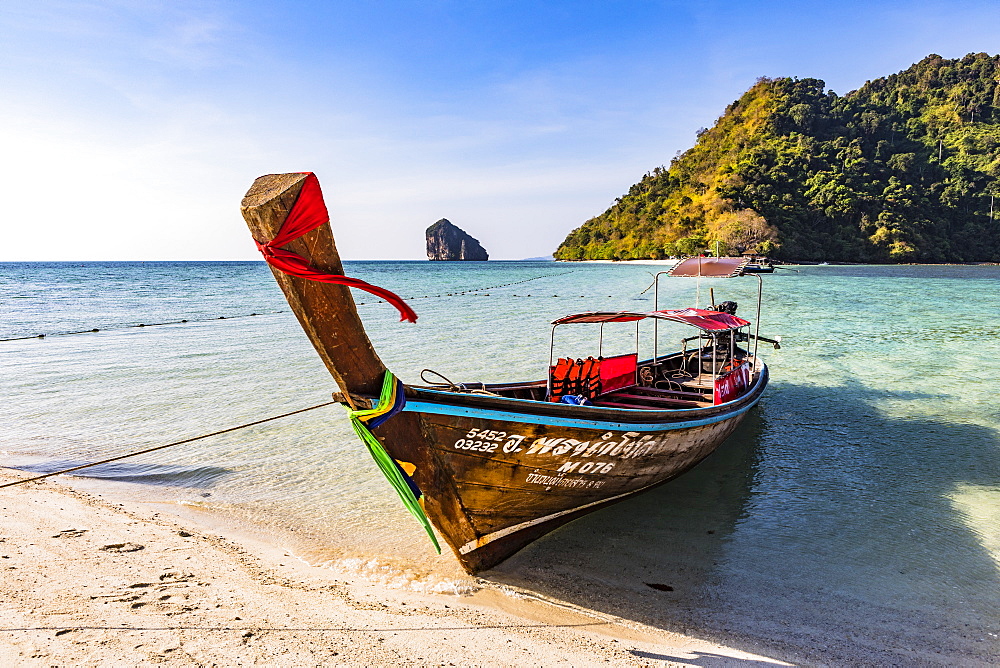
[0,401,338,490]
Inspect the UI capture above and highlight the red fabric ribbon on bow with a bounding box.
[254,173,417,323]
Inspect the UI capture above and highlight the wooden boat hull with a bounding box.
[239,172,772,575]
[374,363,768,572]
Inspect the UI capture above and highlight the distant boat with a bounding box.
[742,255,775,273]
[241,173,778,573]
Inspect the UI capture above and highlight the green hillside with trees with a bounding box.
[555,53,1000,262]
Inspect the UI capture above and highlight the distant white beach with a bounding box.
[558,258,679,265]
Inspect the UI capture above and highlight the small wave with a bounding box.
[315,556,480,596]
[10,461,230,488]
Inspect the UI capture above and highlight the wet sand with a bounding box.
[0,468,790,666]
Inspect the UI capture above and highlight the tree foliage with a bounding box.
[554,53,1000,262]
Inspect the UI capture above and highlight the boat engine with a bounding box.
[714,300,737,315]
[701,301,740,373]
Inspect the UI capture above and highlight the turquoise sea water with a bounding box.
[2,260,998,664]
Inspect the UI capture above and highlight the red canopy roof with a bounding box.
[551,309,750,331]
[667,256,748,278]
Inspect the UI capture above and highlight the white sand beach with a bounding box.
[0,468,792,666]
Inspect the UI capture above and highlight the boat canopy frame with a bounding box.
[546,307,753,401]
[652,256,764,369]
[544,256,768,402]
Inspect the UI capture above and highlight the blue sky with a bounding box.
[2,1,999,260]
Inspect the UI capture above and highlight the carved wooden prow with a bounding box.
[241,173,481,565]
[240,173,386,404]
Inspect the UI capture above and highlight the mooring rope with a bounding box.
[348,371,440,553]
[0,401,338,490]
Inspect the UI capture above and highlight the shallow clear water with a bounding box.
[2,261,998,662]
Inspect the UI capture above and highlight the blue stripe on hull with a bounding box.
[402,395,762,432]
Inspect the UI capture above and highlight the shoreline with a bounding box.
[555,258,1000,266]
[0,468,791,666]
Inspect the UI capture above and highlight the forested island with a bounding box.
[555,53,1000,263]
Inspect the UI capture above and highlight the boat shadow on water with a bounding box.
[483,379,1000,665]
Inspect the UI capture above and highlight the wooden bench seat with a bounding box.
[624,386,708,401]
[607,393,704,408]
[594,393,703,410]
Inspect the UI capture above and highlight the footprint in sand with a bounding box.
[100,542,144,553]
[52,529,87,538]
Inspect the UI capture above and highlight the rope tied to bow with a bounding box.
[347,371,440,553]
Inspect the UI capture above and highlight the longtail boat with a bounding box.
[742,255,776,274]
[241,172,776,573]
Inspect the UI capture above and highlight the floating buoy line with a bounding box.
[357,293,618,305]
[354,270,576,305]
[2,270,599,342]
[0,310,286,342]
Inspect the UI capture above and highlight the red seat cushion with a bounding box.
[597,353,637,395]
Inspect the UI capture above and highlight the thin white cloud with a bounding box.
[1,0,998,260]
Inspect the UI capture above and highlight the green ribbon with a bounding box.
[348,372,441,553]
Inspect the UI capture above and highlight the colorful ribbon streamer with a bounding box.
[254,173,418,323]
[348,372,440,553]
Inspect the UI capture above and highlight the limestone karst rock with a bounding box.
[426,219,489,261]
